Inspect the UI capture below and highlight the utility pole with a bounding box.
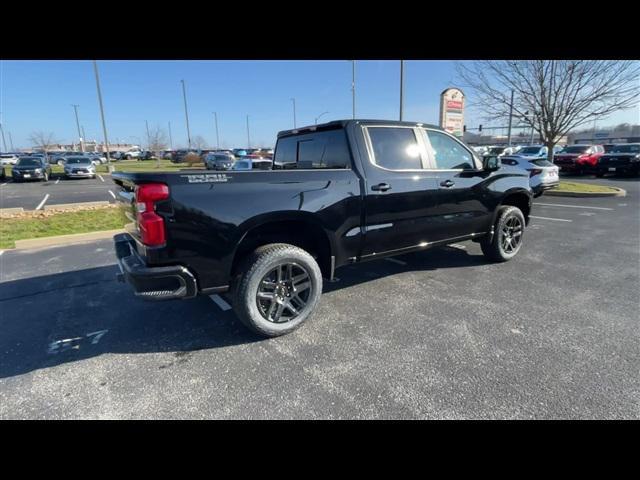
[291,98,297,128]
[92,61,112,166]
[351,60,356,119]
[213,112,220,149]
[246,115,251,148]
[399,60,405,121]
[71,104,84,152]
[181,79,192,149]
[507,89,514,147]
[145,120,150,150]
[168,122,173,150]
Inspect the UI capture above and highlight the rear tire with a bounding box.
[481,206,526,262]
[232,243,323,337]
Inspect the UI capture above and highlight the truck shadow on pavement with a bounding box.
[0,246,487,380]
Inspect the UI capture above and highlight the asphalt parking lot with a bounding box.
[0,173,116,210]
[0,177,638,419]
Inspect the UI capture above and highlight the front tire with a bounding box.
[481,205,526,262]
[232,243,323,337]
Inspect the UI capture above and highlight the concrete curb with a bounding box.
[13,229,125,250]
[44,201,110,211]
[0,207,25,216]
[544,187,626,198]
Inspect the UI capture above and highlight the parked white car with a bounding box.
[501,156,559,197]
[121,148,142,160]
[0,154,19,165]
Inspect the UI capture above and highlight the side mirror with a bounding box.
[483,155,501,171]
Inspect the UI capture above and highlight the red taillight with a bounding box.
[529,169,543,177]
[135,183,169,246]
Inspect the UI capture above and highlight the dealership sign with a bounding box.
[439,88,465,137]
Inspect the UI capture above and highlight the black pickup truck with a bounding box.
[113,119,532,337]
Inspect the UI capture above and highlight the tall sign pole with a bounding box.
[181,80,192,149]
[92,61,112,166]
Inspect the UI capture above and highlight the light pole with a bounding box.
[351,60,356,119]
[399,60,405,121]
[71,104,84,152]
[291,98,297,128]
[168,122,173,150]
[315,111,329,125]
[92,61,112,166]
[181,79,192,149]
[145,120,150,151]
[213,112,220,149]
[0,120,7,152]
[8,131,14,151]
[246,115,251,148]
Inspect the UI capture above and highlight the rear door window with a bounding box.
[366,127,424,170]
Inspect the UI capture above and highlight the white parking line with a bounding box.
[210,294,232,311]
[0,250,4,256]
[108,190,116,199]
[0,182,7,187]
[98,174,105,182]
[55,178,60,185]
[35,194,50,210]
[534,202,613,211]
[385,257,407,266]
[530,215,572,222]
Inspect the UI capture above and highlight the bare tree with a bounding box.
[28,131,58,152]
[456,60,640,162]
[192,135,207,150]
[146,125,169,168]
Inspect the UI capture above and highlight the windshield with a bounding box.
[520,147,542,154]
[65,157,92,165]
[610,144,640,153]
[16,158,41,167]
[561,146,589,154]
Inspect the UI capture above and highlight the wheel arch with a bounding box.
[230,212,336,280]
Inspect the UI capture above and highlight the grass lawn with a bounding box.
[0,208,128,249]
[555,181,620,194]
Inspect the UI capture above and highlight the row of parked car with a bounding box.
[0,153,100,182]
[473,142,640,198]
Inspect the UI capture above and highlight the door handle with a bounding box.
[371,183,391,192]
[440,180,455,188]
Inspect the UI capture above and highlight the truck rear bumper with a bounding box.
[114,233,198,301]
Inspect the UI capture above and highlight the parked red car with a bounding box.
[554,144,604,174]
